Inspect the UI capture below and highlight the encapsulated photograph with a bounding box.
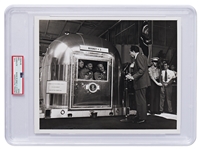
[36,18,179,133]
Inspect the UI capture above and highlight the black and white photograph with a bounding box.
[35,17,180,133]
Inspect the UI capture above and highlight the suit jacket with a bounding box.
[132,53,151,90]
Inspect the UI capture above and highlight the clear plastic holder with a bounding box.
[4,5,197,145]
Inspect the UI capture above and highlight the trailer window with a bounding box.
[78,59,108,81]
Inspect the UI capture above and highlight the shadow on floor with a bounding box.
[40,115,176,129]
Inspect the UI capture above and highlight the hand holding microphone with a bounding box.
[125,73,134,80]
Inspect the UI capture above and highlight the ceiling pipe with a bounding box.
[114,23,135,37]
[76,21,85,33]
[98,20,121,37]
[44,20,50,36]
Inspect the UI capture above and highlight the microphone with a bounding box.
[123,63,130,72]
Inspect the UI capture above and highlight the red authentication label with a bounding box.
[12,56,24,95]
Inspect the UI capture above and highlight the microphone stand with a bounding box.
[120,72,130,122]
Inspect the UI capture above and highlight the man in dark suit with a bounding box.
[126,45,151,124]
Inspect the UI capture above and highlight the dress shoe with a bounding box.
[137,119,146,124]
[132,119,146,124]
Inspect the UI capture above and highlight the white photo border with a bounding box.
[34,16,181,134]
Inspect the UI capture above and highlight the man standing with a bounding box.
[126,45,151,124]
[160,62,176,113]
[148,57,162,114]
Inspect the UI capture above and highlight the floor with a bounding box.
[40,113,177,130]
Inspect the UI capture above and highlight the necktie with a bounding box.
[164,70,167,82]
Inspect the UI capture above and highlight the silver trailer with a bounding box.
[40,33,126,118]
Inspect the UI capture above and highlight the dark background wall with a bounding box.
[39,20,177,70]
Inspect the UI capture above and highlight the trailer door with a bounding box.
[70,51,113,110]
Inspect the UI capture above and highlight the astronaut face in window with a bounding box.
[98,64,105,73]
[87,63,93,70]
[78,60,84,69]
